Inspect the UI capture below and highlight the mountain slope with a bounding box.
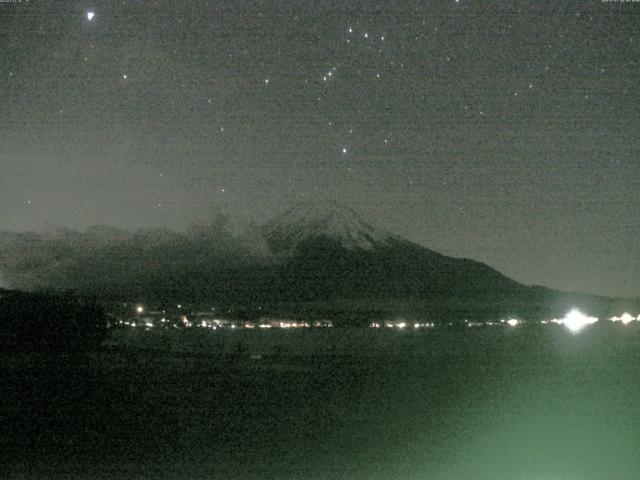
[251,200,637,320]
[262,199,521,296]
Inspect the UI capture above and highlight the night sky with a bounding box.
[1,0,639,297]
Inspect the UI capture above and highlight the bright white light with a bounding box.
[397,322,406,329]
[620,313,635,325]
[87,11,95,21]
[506,318,519,327]
[561,308,598,333]
[342,147,348,154]
[611,313,635,325]
[145,322,153,328]
[136,305,144,314]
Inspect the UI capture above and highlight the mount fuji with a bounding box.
[259,200,523,302]
[249,200,635,321]
[2,199,635,322]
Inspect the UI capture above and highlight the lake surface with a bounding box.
[3,324,640,479]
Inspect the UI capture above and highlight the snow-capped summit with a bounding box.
[263,199,397,252]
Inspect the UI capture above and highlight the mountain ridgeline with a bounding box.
[0,200,636,322]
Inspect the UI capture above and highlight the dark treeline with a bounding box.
[0,289,108,353]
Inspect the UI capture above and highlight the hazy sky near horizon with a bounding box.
[1,0,639,297]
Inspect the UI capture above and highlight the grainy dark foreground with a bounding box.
[3,326,640,480]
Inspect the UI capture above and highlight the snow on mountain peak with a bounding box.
[263,200,396,251]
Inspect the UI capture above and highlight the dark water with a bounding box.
[2,325,640,479]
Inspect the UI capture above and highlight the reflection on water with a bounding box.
[2,323,640,480]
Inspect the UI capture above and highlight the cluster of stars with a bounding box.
[13,5,634,219]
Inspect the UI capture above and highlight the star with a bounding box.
[342,147,348,154]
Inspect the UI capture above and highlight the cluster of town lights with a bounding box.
[369,321,436,329]
[126,305,639,333]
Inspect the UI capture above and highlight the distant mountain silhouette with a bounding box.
[1,201,636,321]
